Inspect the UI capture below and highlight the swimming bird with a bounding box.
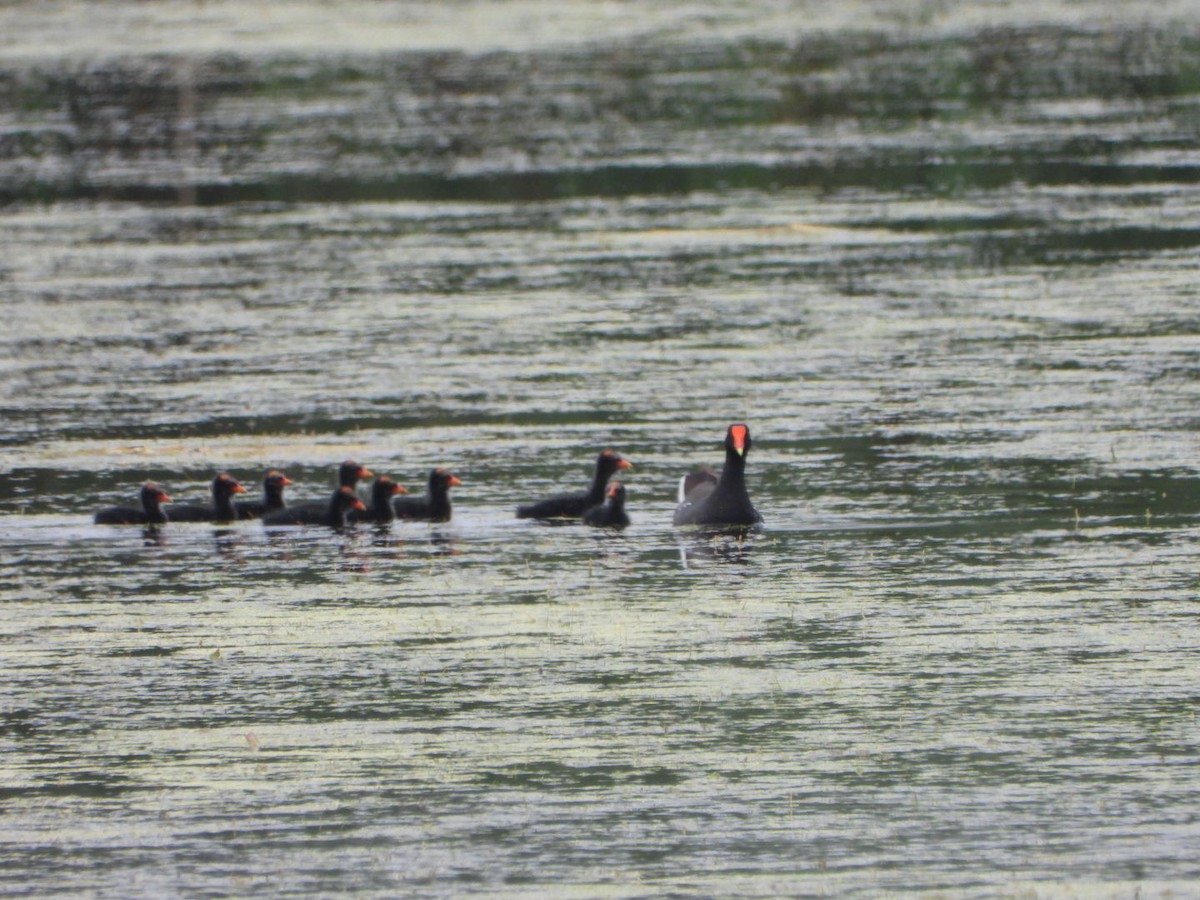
[347,475,408,524]
[582,481,630,528]
[393,468,461,523]
[284,460,373,521]
[516,449,632,520]
[235,470,294,520]
[263,486,366,528]
[166,473,248,523]
[94,482,172,525]
[672,424,762,528]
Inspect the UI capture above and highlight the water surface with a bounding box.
[3,2,1200,896]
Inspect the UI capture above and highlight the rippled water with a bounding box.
[3,2,1200,897]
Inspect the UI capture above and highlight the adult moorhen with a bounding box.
[672,424,762,529]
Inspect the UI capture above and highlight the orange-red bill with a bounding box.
[730,424,748,454]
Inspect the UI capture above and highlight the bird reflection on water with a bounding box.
[142,526,168,548]
[676,528,758,570]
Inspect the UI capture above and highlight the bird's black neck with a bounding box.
[263,484,286,511]
[328,491,352,525]
[213,486,238,520]
[371,484,396,521]
[588,460,614,503]
[716,448,750,499]
[142,493,167,524]
[428,479,452,519]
